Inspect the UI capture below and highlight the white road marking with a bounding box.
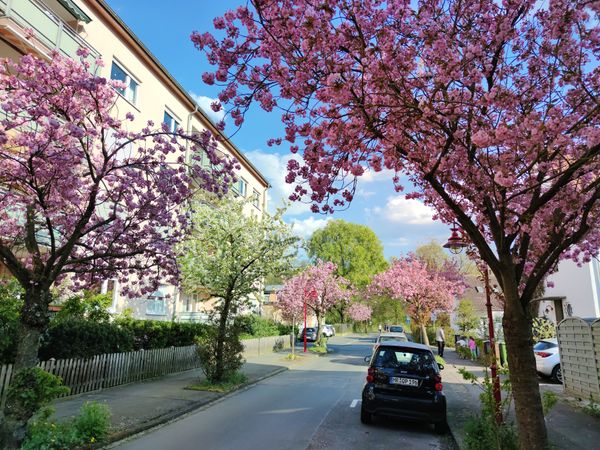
[350,399,361,408]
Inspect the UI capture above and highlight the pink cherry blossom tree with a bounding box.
[369,257,463,346]
[278,261,351,342]
[0,52,236,373]
[347,303,372,333]
[194,1,598,445]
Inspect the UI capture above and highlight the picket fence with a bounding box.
[0,345,199,409]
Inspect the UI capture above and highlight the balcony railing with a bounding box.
[0,0,99,65]
[178,311,209,323]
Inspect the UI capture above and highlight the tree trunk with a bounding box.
[502,277,549,450]
[1,286,51,449]
[316,313,324,344]
[214,295,232,383]
[419,322,429,346]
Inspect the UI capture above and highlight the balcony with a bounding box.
[178,311,209,323]
[0,0,99,65]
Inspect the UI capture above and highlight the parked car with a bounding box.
[297,327,318,342]
[376,332,409,345]
[322,324,336,337]
[361,341,447,433]
[388,325,404,333]
[534,338,562,383]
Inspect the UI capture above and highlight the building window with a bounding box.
[146,288,167,315]
[233,178,247,197]
[252,189,261,209]
[110,61,138,104]
[163,111,180,133]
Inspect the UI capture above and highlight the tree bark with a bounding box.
[1,286,51,449]
[316,313,324,343]
[502,276,549,450]
[419,322,429,346]
[214,294,232,383]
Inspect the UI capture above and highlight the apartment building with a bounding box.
[0,0,270,321]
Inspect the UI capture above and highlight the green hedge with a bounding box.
[234,314,291,339]
[36,319,209,361]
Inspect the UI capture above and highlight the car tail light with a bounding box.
[434,374,443,391]
[535,351,552,358]
[366,367,375,383]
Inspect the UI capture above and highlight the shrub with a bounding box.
[234,314,281,339]
[39,319,134,360]
[5,368,69,422]
[22,401,111,449]
[116,318,209,350]
[196,325,244,383]
[461,368,518,450]
[53,291,112,323]
[532,317,556,343]
[0,280,22,364]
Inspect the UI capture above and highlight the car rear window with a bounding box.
[373,347,436,374]
[380,336,407,342]
[533,341,557,351]
[306,328,315,332]
[389,326,404,332]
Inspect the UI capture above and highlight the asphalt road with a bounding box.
[114,335,454,450]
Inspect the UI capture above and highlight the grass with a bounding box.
[285,353,300,360]
[583,395,600,418]
[435,355,446,366]
[309,345,328,354]
[186,372,248,393]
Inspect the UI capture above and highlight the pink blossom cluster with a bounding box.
[0,53,237,295]
[277,260,352,321]
[347,303,372,322]
[369,257,464,324]
[194,0,599,300]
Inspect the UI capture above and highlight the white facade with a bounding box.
[543,259,600,321]
[0,0,270,322]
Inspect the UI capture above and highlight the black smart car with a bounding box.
[361,341,447,433]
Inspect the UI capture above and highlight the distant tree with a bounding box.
[370,257,465,345]
[416,240,478,276]
[455,299,480,334]
[179,196,298,382]
[278,261,352,343]
[308,220,387,322]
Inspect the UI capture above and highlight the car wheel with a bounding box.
[434,420,448,434]
[360,406,372,425]
[552,364,563,384]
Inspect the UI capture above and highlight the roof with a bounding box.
[379,332,407,338]
[375,341,431,351]
[88,1,270,189]
[460,275,503,314]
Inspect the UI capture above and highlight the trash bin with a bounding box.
[483,340,491,354]
[499,342,507,367]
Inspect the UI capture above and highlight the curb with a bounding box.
[100,367,288,449]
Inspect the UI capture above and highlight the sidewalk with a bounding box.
[51,349,314,446]
[442,347,600,449]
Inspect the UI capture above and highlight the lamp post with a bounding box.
[444,225,503,424]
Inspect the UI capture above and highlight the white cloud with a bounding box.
[361,168,396,183]
[245,149,310,216]
[374,195,436,225]
[288,216,330,239]
[387,237,411,247]
[190,92,226,124]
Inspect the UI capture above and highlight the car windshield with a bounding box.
[373,347,436,374]
[305,328,315,332]
[534,341,557,351]
[389,326,403,332]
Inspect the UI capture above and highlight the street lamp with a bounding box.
[444,225,503,424]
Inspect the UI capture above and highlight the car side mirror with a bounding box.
[438,364,444,370]
[364,355,371,363]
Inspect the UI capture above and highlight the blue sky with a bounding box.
[105,0,451,258]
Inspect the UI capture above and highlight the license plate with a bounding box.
[390,377,418,387]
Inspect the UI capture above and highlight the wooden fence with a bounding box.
[557,317,600,401]
[0,345,199,409]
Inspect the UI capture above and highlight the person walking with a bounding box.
[468,336,477,361]
[435,326,445,357]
